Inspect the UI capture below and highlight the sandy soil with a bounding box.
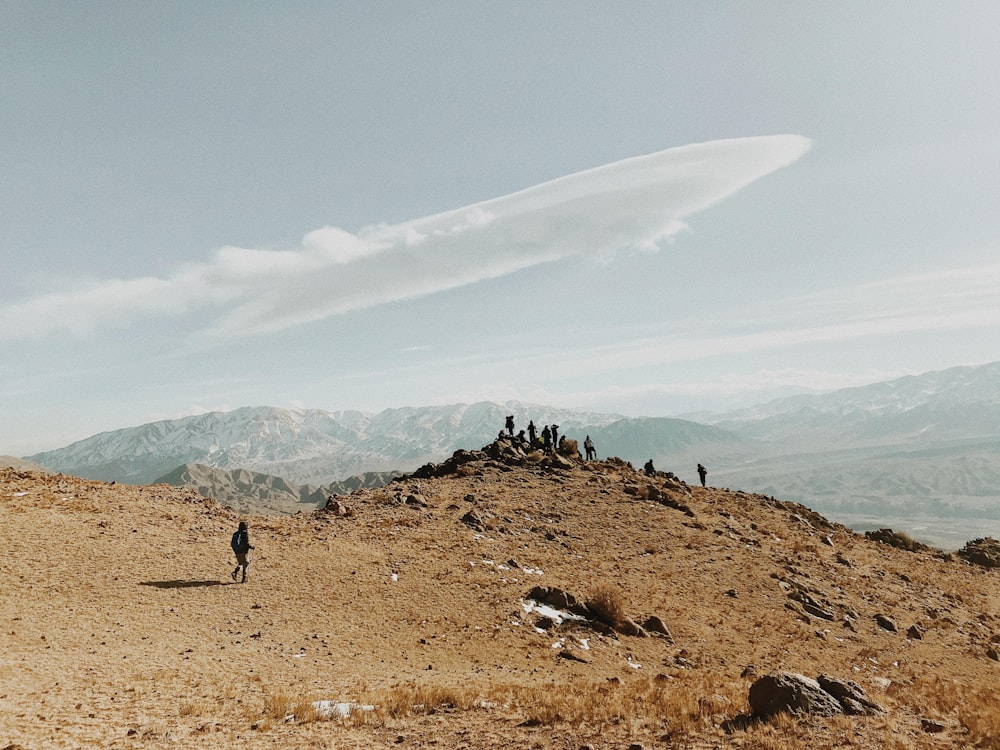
[0,449,997,749]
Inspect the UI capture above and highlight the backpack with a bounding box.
[231,529,249,554]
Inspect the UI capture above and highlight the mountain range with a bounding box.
[25,361,1000,547]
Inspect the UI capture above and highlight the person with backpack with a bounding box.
[231,521,254,583]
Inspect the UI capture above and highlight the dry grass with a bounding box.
[898,677,1000,748]
[585,584,626,629]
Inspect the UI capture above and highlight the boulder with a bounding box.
[875,614,898,633]
[748,672,843,718]
[817,674,883,715]
[642,616,673,640]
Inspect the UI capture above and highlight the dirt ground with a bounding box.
[1,449,997,749]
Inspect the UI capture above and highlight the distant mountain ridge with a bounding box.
[29,401,732,486]
[152,463,401,516]
[23,361,1000,546]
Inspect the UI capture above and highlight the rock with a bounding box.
[642,616,673,640]
[526,586,579,611]
[875,614,897,633]
[535,616,555,631]
[865,527,930,552]
[617,617,647,637]
[921,718,946,733]
[404,493,426,507]
[323,498,352,516]
[460,510,485,531]
[957,537,1000,568]
[748,672,844,718]
[557,650,589,663]
[816,674,883,715]
[987,647,999,662]
[907,623,924,640]
[802,602,835,621]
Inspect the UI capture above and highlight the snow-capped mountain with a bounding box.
[697,361,1000,450]
[26,402,635,485]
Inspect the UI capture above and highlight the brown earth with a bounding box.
[1,443,997,749]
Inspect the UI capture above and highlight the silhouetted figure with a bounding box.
[550,424,559,448]
[505,415,515,436]
[516,429,528,447]
[230,521,254,583]
[528,420,537,447]
[697,463,707,487]
[558,435,566,454]
[541,425,551,450]
[644,459,656,476]
[584,435,596,461]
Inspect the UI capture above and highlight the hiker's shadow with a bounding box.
[140,580,231,589]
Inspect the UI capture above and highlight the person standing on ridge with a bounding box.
[528,420,537,447]
[584,435,596,461]
[550,424,559,453]
[505,415,515,436]
[230,521,254,583]
[540,425,551,450]
[697,463,708,487]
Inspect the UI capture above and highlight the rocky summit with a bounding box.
[1,438,997,749]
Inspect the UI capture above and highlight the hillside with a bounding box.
[2,443,998,749]
[153,463,402,516]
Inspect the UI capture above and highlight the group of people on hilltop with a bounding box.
[502,415,597,460]
[225,433,708,584]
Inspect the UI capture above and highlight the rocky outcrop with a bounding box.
[748,672,844,718]
[748,671,883,719]
[865,528,931,552]
[957,537,1000,568]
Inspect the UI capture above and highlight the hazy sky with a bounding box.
[2,2,999,455]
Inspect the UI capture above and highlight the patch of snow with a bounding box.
[312,701,375,718]
[521,599,587,625]
[391,573,398,582]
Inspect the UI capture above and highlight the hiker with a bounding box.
[540,425,551,450]
[505,415,515,436]
[230,521,254,583]
[644,459,656,476]
[527,420,537,447]
[697,463,707,487]
[584,435,596,461]
[516,429,529,447]
[550,424,559,453]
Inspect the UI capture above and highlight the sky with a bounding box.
[2,2,999,455]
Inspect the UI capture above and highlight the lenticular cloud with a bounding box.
[0,135,810,339]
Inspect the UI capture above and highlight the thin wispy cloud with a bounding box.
[398,260,1000,383]
[0,135,810,341]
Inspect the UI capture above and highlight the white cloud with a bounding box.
[0,135,810,341]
